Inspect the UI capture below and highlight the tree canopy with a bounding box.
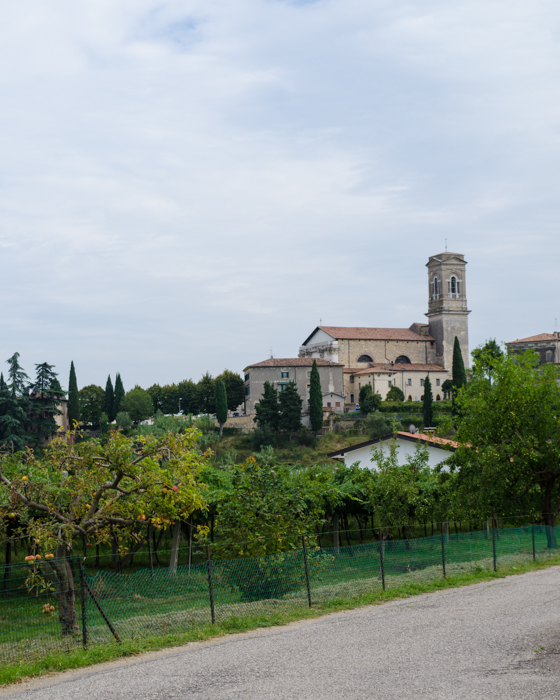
[279,382,302,437]
[254,381,280,431]
[214,379,228,437]
[120,386,153,423]
[67,362,80,428]
[78,385,106,426]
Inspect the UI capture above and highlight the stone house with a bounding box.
[346,363,449,404]
[243,358,344,415]
[506,333,560,365]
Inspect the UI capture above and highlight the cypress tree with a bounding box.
[215,379,228,437]
[29,362,62,444]
[105,375,114,422]
[114,373,125,417]
[309,360,323,433]
[254,381,280,431]
[452,336,467,390]
[279,381,302,439]
[68,361,80,428]
[423,376,433,428]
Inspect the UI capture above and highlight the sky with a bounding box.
[1,0,560,391]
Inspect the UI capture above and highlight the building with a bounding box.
[506,333,560,365]
[328,431,457,469]
[299,251,468,407]
[243,358,344,415]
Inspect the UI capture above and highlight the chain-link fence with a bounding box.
[1,522,557,665]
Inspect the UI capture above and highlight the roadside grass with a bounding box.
[2,554,559,688]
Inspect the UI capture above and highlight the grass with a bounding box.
[1,552,559,688]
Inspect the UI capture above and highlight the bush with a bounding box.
[297,429,317,447]
[250,425,276,450]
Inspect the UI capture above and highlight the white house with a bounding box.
[327,432,456,470]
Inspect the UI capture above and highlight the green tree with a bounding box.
[115,411,133,431]
[114,373,125,416]
[104,375,114,422]
[197,372,215,414]
[441,379,453,398]
[422,376,433,427]
[0,429,208,633]
[146,384,164,413]
[120,386,154,423]
[79,385,105,426]
[359,384,382,414]
[452,336,467,391]
[254,381,280,431]
[160,383,180,414]
[386,385,405,402]
[308,360,323,433]
[453,349,560,536]
[279,382,302,438]
[176,379,200,415]
[67,361,80,428]
[216,369,244,412]
[0,353,30,450]
[29,363,63,444]
[214,379,228,437]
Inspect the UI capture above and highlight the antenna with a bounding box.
[319,317,322,325]
[445,238,447,252]
[270,346,273,359]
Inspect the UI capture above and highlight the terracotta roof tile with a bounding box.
[508,333,558,344]
[245,358,343,369]
[305,326,435,343]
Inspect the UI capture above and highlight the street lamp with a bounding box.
[178,398,182,415]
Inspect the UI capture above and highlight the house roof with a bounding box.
[244,358,343,369]
[344,364,448,375]
[302,326,434,345]
[327,432,457,458]
[508,333,558,344]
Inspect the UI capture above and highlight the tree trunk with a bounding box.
[3,541,11,592]
[169,521,182,575]
[47,545,79,635]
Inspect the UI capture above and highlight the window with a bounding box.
[420,379,424,387]
[432,276,439,299]
[357,355,373,362]
[436,379,440,386]
[448,276,460,297]
[436,394,441,401]
[388,381,392,388]
[245,386,249,396]
[307,371,311,377]
[335,402,340,407]
[395,355,411,364]
[408,395,412,401]
[350,375,354,383]
[279,384,288,392]
[327,402,331,408]
[350,393,355,403]
[281,371,289,378]
[546,351,553,362]
[244,373,249,382]
[407,378,412,386]
[307,384,310,394]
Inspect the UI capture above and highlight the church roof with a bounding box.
[508,333,558,344]
[245,358,343,369]
[344,363,447,375]
[303,326,434,345]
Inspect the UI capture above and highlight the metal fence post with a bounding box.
[440,525,446,579]
[206,545,215,624]
[379,528,385,591]
[491,521,497,572]
[83,577,120,643]
[531,516,536,562]
[78,557,87,648]
[301,536,312,607]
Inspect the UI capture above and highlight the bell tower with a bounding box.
[425,252,470,371]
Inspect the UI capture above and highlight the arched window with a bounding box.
[408,395,412,401]
[448,276,460,297]
[357,355,373,362]
[436,394,441,401]
[546,350,553,362]
[432,276,439,299]
[395,355,411,364]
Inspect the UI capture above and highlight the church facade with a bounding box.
[298,251,470,406]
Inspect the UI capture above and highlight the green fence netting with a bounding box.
[0,523,557,665]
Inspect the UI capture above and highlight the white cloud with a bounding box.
[1,0,559,387]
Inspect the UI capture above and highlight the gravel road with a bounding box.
[3,567,560,700]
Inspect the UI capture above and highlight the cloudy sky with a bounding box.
[1,0,559,390]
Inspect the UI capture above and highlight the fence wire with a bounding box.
[0,523,557,665]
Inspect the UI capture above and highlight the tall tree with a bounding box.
[214,379,228,437]
[0,354,30,450]
[79,385,105,426]
[104,375,115,422]
[176,379,200,415]
[452,336,467,391]
[114,373,125,416]
[308,360,323,433]
[67,361,80,428]
[29,363,63,444]
[279,382,302,439]
[197,372,216,414]
[216,370,245,412]
[120,386,153,423]
[422,376,433,427]
[146,384,164,414]
[254,381,280,431]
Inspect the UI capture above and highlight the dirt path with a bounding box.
[3,567,560,699]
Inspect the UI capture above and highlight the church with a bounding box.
[243,251,470,413]
[298,251,470,406]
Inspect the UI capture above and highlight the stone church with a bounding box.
[298,251,470,405]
